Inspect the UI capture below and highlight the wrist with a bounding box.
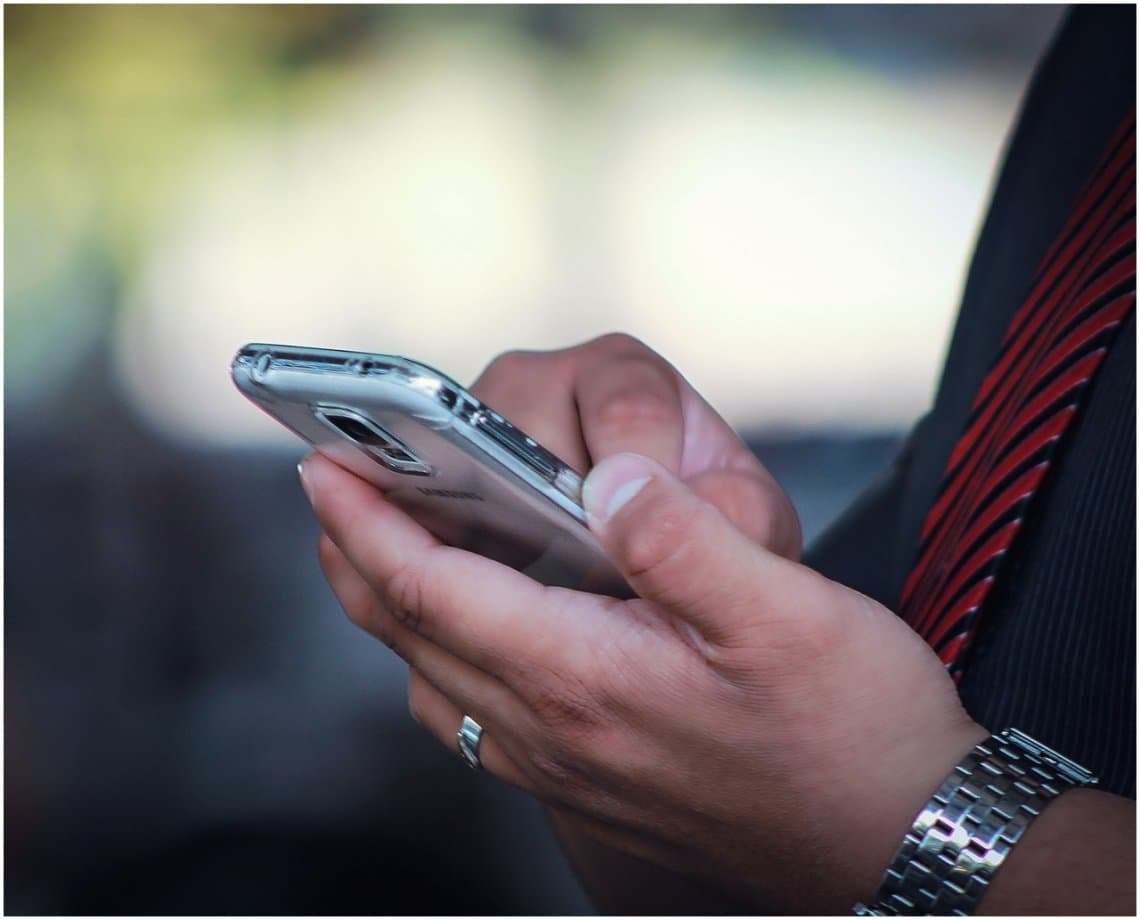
[855,726,1099,915]
[846,719,991,909]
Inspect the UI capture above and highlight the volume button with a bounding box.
[553,468,583,503]
[476,416,559,480]
[252,351,273,382]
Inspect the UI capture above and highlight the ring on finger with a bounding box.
[457,715,484,770]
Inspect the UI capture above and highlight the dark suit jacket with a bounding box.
[806,5,1136,798]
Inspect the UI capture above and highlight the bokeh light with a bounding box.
[6,6,1062,443]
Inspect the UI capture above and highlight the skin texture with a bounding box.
[301,334,1134,914]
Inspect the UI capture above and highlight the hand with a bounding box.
[302,336,987,911]
[303,449,984,911]
[463,333,802,561]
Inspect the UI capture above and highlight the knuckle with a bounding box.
[619,493,702,584]
[535,688,602,739]
[471,348,571,420]
[590,331,647,355]
[384,561,428,635]
[481,348,540,383]
[521,667,605,741]
[345,595,402,654]
[526,741,622,816]
[370,605,402,655]
[526,746,596,798]
[594,389,676,433]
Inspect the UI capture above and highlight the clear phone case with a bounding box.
[232,343,630,597]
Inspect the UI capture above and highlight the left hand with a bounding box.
[301,450,986,912]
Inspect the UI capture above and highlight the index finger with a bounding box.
[571,334,685,472]
[301,452,599,681]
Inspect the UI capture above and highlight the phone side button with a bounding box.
[252,351,273,383]
[553,468,583,503]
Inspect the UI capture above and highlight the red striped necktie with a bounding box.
[899,109,1136,683]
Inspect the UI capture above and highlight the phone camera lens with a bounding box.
[327,414,385,446]
[316,407,432,477]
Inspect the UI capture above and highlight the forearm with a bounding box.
[546,808,755,915]
[976,788,1135,915]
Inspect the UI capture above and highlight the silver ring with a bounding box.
[457,715,484,770]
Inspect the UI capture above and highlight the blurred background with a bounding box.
[6,4,1066,913]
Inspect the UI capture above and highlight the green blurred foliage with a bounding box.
[6,5,370,273]
[6,5,1031,417]
[2,4,770,400]
[4,5,380,391]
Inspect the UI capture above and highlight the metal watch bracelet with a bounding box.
[853,728,1097,916]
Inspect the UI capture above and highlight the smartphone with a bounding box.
[231,343,630,597]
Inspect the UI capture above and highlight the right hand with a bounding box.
[467,332,802,561]
[307,333,977,912]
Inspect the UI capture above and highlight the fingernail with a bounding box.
[582,453,656,523]
[298,456,314,503]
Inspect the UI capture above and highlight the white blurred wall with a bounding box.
[6,8,1065,444]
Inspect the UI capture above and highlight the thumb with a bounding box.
[582,451,785,644]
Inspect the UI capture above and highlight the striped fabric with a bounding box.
[899,109,1137,682]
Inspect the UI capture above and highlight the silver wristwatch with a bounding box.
[854,728,1097,916]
